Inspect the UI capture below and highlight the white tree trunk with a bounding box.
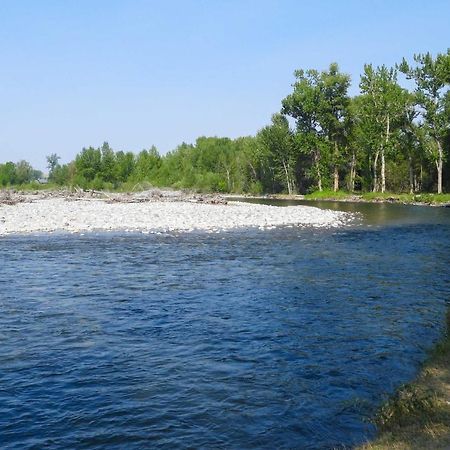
[349,149,356,192]
[333,141,339,192]
[408,155,414,194]
[314,151,322,192]
[373,150,379,192]
[282,160,292,195]
[226,168,231,191]
[381,114,389,194]
[436,140,443,194]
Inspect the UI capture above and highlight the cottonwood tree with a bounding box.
[114,151,136,182]
[257,114,297,194]
[359,64,409,193]
[46,153,61,179]
[0,162,17,186]
[399,50,450,193]
[282,63,351,192]
[15,160,34,184]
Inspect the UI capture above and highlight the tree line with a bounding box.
[1,50,449,194]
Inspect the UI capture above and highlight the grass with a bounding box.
[303,190,450,204]
[358,310,450,449]
[303,189,356,200]
[361,192,450,204]
[5,181,61,191]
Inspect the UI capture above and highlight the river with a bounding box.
[1,201,449,449]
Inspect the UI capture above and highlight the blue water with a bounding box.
[1,203,449,449]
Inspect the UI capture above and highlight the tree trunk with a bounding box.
[314,150,322,192]
[436,140,443,194]
[373,150,379,192]
[349,149,356,192]
[282,159,292,195]
[420,164,423,192]
[248,162,257,181]
[333,141,339,192]
[287,161,296,194]
[226,168,231,192]
[408,155,414,194]
[381,114,389,194]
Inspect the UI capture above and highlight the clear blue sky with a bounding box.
[1,0,449,170]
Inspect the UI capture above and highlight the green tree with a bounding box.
[0,162,17,186]
[15,160,34,184]
[46,153,61,180]
[282,63,351,192]
[114,151,136,182]
[51,163,71,185]
[399,50,450,193]
[359,64,409,192]
[133,146,161,182]
[75,147,102,183]
[257,114,297,194]
[100,142,116,184]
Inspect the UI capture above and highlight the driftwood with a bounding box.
[194,195,228,205]
[0,187,229,207]
[0,191,26,206]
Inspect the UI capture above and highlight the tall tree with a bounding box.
[0,162,17,186]
[359,64,409,192]
[15,160,34,184]
[46,153,61,180]
[282,63,351,192]
[75,147,102,182]
[100,142,116,183]
[257,114,297,194]
[399,50,450,193]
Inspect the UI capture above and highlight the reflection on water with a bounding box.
[0,203,449,449]
[231,197,450,226]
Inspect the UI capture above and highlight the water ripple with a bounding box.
[1,212,449,449]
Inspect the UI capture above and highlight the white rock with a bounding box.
[0,199,356,236]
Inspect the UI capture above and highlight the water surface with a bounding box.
[1,202,449,449]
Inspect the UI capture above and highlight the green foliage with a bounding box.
[0,162,17,186]
[399,50,450,193]
[257,114,297,194]
[15,160,39,184]
[282,63,351,192]
[46,153,61,181]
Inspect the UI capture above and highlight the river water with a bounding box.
[1,201,449,449]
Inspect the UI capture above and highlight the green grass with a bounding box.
[2,181,61,191]
[303,190,450,204]
[410,193,450,204]
[304,189,355,200]
[361,192,450,204]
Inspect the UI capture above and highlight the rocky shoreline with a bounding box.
[0,189,356,236]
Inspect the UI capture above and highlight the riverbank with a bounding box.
[5,185,450,206]
[0,189,355,235]
[359,310,450,449]
[225,191,450,207]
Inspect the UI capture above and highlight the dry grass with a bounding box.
[358,311,450,449]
